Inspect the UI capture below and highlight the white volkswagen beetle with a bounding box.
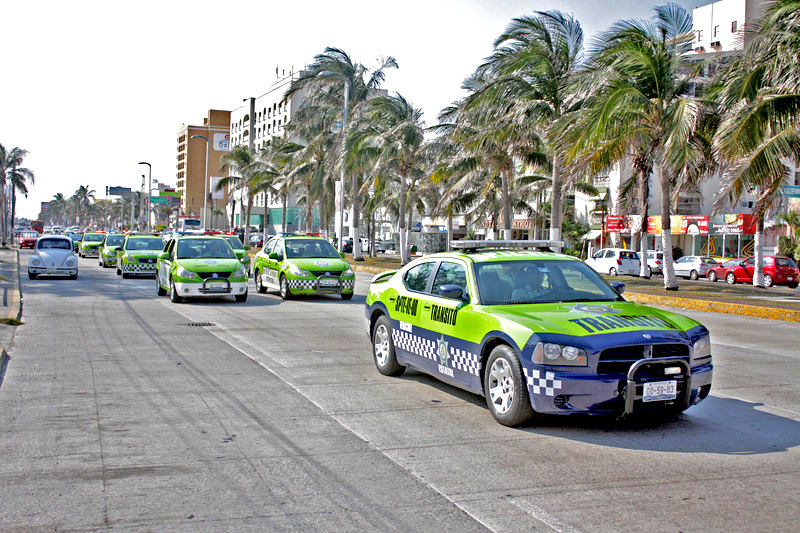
[28,235,78,280]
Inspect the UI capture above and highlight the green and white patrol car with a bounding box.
[98,233,126,267]
[77,232,106,258]
[365,241,713,427]
[252,234,355,300]
[156,235,248,303]
[115,234,165,278]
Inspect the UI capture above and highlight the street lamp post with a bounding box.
[138,162,151,232]
[191,135,210,230]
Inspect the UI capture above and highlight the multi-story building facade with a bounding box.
[175,109,231,228]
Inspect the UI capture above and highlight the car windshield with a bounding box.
[37,238,72,250]
[21,232,38,238]
[105,235,126,247]
[285,239,340,259]
[69,234,83,241]
[125,237,164,251]
[475,260,622,305]
[176,238,235,259]
[222,236,244,250]
[85,234,105,242]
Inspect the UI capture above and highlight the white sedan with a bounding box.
[28,235,78,280]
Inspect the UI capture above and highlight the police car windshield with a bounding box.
[475,260,622,305]
[106,235,126,246]
[285,239,340,259]
[222,236,244,250]
[125,237,164,250]
[85,234,106,242]
[176,238,235,259]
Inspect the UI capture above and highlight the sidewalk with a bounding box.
[0,246,21,372]
[347,258,800,323]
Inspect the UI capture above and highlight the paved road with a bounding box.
[1,252,798,532]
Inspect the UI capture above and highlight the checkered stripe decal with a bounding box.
[342,279,355,290]
[122,263,156,273]
[393,330,436,361]
[392,330,481,377]
[288,279,318,290]
[524,369,562,397]
[450,348,480,376]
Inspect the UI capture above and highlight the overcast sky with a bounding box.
[3,0,714,220]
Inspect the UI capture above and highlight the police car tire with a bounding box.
[122,272,130,279]
[236,292,248,302]
[254,269,266,293]
[341,292,353,300]
[280,275,293,300]
[484,345,535,427]
[156,275,167,296]
[170,279,183,303]
[372,315,405,376]
[116,266,122,276]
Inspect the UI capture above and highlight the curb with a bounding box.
[4,248,22,322]
[624,291,800,323]
[349,262,800,323]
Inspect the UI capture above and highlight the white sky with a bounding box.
[3,0,713,219]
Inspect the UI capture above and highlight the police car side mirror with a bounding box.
[114,247,122,252]
[244,245,251,250]
[438,284,465,300]
[269,252,278,260]
[609,281,626,295]
[340,253,345,260]
[158,252,169,261]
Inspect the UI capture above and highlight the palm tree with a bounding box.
[0,144,35,244]
[72,185,95,228]
[218,145,276,246]
[711,0,800,286]
[286,47,398,261]
[48,193,68,227]
[473,11,585,249]
[570,4,706,290]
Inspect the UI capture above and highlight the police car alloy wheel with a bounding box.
[170,278,182,303]
[485,345,535,426]
[255,269,266,293]
[280,275,293,300]
[372,315,405,376]
[235,292,248,302]
[156,273,167,296]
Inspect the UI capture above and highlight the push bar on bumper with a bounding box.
[624,357,692,415]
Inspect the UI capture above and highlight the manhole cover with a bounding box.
[186,322,215,327]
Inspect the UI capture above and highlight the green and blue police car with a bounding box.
[156,235,248,303]
[220,234,252,274]
[252,234,355,300]
[98,233,126,267]
[77,232,106,258]
[365,240,713,427]
[115,234,165,278]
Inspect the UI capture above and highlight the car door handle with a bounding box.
[423,304,431,310]
[388,297,395,302]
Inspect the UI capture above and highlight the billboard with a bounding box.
[210,177,225,200]
[213,133,230,152]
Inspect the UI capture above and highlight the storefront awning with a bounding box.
[583,229,603,240]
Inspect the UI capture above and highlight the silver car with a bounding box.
[28,236,79,280]
[673,255,719,280]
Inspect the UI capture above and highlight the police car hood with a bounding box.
[124,248,161,256]
[176,258,242,271]
[291,257,349,272]
[485,300,702,339]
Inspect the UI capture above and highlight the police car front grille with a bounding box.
[308,270,342,278]
[598,344,690,374]
[197,271,232,279]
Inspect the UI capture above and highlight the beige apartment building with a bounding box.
[176,109,231,228]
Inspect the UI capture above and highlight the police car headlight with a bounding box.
[124,254,135,262]
[289,264,310,277]
[533,342,588,366]
[176,266,197,279]
[343,266,354,277]
[693,334,711,361]
[233,267,246,278]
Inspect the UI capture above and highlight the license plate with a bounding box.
[207,282,227,290]
[643,380,677,402]
[46,268,57,274]
[319,279,338,287]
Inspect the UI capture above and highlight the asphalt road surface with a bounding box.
[1,251,798,532]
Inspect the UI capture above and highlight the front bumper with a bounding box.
[28,266,77,277]
[80,247,101,257]
[174,280,248,297]
[287,276,355,295]
[524,359,713,416]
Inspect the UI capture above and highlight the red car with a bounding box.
[707,256,799,288]
[18,231,39,249]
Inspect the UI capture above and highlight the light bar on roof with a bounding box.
[451,240,564,250]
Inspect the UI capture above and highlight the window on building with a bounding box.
[696,29,703,41]
[732,20,738,32]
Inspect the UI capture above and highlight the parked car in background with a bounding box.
[28,235,78,280]
[673,256,719,280]
[645,250,663,277]
[68,232,84,253]
[99,233,127,267]
[708,256,798,288]
[18,231,39,249]
[585,248,640,276]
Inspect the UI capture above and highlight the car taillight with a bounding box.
[616,258,622,265]
[655,260,661,265]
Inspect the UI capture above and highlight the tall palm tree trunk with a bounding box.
[399,172,409,264]
[501,168,512,240]
[638,173,650,278]
[659,160,678,290]
[550,154,563,251]
[352,172,363,261]
[752,214,765,287]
